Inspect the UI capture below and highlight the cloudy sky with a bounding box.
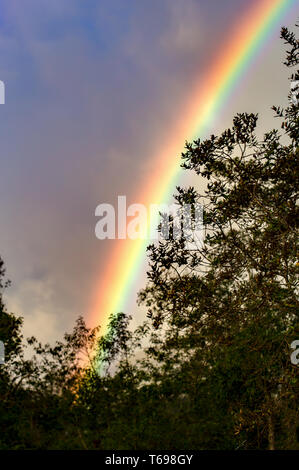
[0,0,297,345]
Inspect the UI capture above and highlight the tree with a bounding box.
[0,258,101,449]
[0,255,25,449]
[137,24,299,449]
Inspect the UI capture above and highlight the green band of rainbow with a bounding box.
[90,0,296,337]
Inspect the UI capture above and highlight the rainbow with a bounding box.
[89,0,296,336]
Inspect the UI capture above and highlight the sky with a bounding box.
[0,0,297,346]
